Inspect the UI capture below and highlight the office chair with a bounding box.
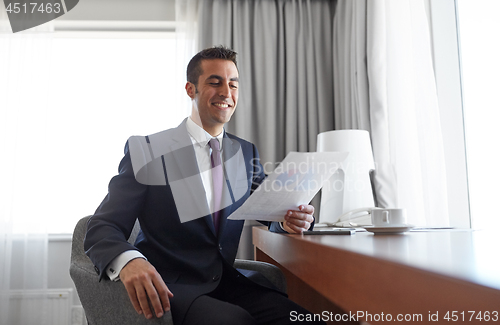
[70,216,287,325]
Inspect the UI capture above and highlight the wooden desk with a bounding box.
[253,227,500,324]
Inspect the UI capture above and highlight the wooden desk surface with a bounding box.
[253,227,500,323]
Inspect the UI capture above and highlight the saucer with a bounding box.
[363,224,415,234]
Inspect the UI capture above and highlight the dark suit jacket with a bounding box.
[84,119,283,323]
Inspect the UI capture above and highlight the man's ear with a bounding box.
[185,82,196,99]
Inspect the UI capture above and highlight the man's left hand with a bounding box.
[283,205,315,233]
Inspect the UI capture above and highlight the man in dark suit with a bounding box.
[84,46,323,324]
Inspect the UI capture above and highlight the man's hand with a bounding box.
[283,204,315,233]
[119,258,174,319]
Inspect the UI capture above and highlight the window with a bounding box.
[10,31,189,233]
[429,0,500,229]
[427,0,470,228]
[456,0,500,229]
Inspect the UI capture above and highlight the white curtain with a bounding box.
[0,7,53,325]
[334,0,449,226]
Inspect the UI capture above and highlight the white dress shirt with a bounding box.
[185,117,225,215]
[106,117,224,281]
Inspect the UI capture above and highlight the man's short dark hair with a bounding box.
[187,46,238,86]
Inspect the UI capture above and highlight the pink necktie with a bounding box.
[208,138,223,234]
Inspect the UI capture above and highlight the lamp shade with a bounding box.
[317,130,375,224]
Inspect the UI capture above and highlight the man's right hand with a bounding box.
[119,258,174,319]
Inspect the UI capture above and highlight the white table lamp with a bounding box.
[317,130,375,225]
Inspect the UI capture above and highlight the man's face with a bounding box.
[187,59,239,135]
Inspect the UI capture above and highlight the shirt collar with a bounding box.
[186,117,224,149]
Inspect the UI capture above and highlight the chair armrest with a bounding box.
[70,216,173,325]
[70,256,173,325]
[233,259,287,293]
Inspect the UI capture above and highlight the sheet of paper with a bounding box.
[228,151,348,222]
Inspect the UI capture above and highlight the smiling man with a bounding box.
[84,46,324,325]
[187,57,239,135]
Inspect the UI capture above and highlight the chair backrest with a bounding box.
[129,218,141,244]
[70,216,94,275]
[70,216,174,325]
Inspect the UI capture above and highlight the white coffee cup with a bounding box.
[371,208,407,227]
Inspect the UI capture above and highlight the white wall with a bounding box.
[60,0,175,21]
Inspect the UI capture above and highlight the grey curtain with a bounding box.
[197,0,337,166]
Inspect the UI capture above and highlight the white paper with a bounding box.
[228,151,348,222]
